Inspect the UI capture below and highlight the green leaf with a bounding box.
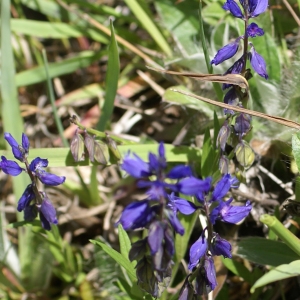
[97,20,120,131]
[0,143,201,167]
[237,237,300,266]
[11,19,107,42]
[118,224,132,261]
[125,0,172,56]
[90,239,137,282]
[16,50,103,87]
[251,260,300,293]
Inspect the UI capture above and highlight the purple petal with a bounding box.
[212,174,233,201]
[39,213,51,230]
[0,156,22,176]
[164,226,175,256]
[250,0,268,17]
[4,133,23,161]
[17,184,35,212]
[177,177,212,195]
[220,199,252,223]
[223,88,239,114]
[246,23,264,37]
[204,257,217,290]
[137,180,167,200]
[116,200,154,230]
[248,46,268,79]
[121,153,151,178]
[24,204,38,221]
[29,157,48,172]
[167,211,185,235]
[22,133,30,154]
[39,196,58,228]
[167,165,193,179]
[188,235,207,270]
[234,113,252,137]
[211,40,241,65]
[168,193,197,215]
[216,121,231,151]
[37,171,66,186]
[148,221,164,254]
[222,0,244,18]
[210,233,232,258]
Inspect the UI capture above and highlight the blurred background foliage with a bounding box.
[1,0,300,299]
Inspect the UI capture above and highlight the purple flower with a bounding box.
[30,157,66,186]
[177,177,212,196]
[22,133,30,154]
[117,200,155,230]
[121,153,151,178]
[24,204,38,221]
[167,193,197,215]
[212,174,238,201]
[38,196,58,230]
[246,23,264,37]
[167,165,193,179]
[210,233,232,258]
[17,184,35,212]
[211,39,241,65]
[210,198,252,224]
[148,221,164,255]
[167,210,185,235]
[223,88,240,114]
[188,235,208,270]
[249,0,268,18]
[222,56,245,89]
[0,156,23,176]
[195,256,217,295]
[4,133,24,162]
[137,180,167,200]
[223,0,244,18]
[234,113,252,137]
[248,45,268,79]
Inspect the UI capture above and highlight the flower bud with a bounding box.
[106,133,121,160]
[70,129,85,162]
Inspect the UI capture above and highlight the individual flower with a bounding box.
[248,45,268,79]
[17,184,35,212]
[234,113,252,137]
[4,133,27,162]
[223,0,244,18]
[248,0,269,18]
[210,198,252,224]
[177,177,212,196]
[211,173,239,201]
[216,121,231,151]
[195,256,217,295]
[0,156,23,176]
[38,195,58,230]
[167,193,197,215]
[188,234,208,270]
[210,233,232,258]
[223,88,240,114]
[29,157,66,186]
[211,39,242,65]
[116,200,155,230]
[246,23,264,37]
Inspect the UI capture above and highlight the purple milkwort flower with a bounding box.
[0,156,23,176]
[17,184,35,212]
[29,157,66,186]
[148,221,165,255]
[248,0,269,18]
[195,256,217,295]
[211,174,239,201]
[166,210,185,235]
[223,88,240,114]
[177,176,212,196]
[38,195,58,230]
[223,0,244,18]
[211,38,242,65]
[210,233,232,258]
[246,23,264,37]
[248,44,268,79]
[116,200,155,230]
[2,132,65,231]
[167,193,197,215]
[188,234,208,270]
[121,142,193,199]
[234,113,252,137]
[210,198,252,224]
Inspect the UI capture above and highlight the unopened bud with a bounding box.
[70,129,85,162]
[106,133,121,160]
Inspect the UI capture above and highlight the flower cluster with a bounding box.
[211,0,269,171]
[0,133,65,230]
[117,143,252,297]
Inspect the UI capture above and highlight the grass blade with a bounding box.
[97,20,120,131]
